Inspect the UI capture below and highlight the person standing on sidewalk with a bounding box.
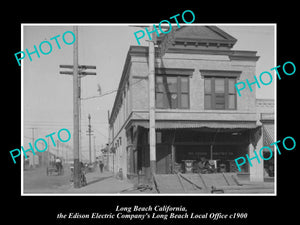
[99,160,104,173]
[55,157,62,174]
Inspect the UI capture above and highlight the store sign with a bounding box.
[187,152,207,157]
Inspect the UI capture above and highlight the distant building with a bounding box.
[107,26,274,183]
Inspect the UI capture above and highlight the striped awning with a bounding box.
[130,120,258,130]
[263,123,275,146]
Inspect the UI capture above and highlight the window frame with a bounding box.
[204,76,237,110]
[155,75,190,109]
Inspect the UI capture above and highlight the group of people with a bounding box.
[178,157,218,174]
[69,158,105,186]
[196,158,217,174]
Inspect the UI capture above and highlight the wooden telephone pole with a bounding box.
[72,26,80,188]
[59,26,96,188]
[149,27,156,181]
[87,114,94,164]
[148,25,177,183]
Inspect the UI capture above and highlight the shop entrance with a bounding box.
[175,144,248,173]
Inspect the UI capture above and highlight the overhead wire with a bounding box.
[81,76,145,101]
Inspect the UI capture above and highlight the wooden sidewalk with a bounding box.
[153,173,274,194]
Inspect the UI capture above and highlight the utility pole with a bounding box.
[47,136,50,166]
[30,128,36,168]
[147,25,177,182]
[59,26,96,188]
[87,114,94,164]
[93,135,96,163]
[148,26,156,182]
[107,110,111,171]
[57,140,60,158]
[148,25,178,181]
[73,26,80,188]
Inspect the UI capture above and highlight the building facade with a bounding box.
[108,26,274,183]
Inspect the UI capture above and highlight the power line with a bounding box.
[24,120,108,124]
[86,114,93,164]
[24,122,108,129]
[81,76,145,100]
[93,128,108,139]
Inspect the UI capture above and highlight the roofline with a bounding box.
[157,26,238,46]
[109,46,146,125]
[209,25,237,43]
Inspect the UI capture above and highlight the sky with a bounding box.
[22,24,275,161]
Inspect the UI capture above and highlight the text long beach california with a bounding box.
[116,205,187,213]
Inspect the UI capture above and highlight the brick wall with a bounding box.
[129,52,257,122]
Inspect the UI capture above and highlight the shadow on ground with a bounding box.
[86,175,113,186]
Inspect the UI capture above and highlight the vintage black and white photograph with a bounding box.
[21,24,275,195]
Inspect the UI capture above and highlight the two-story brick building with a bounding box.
[108,26,274,184]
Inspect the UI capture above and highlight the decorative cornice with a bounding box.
[129,45,259,61]
[157,26,238,49]
[155,67,194,76]
[200,69,242,78]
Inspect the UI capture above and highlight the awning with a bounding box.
[263,123,275,146]
[129,120,258,130]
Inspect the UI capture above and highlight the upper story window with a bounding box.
[154,67,194,109]
[155,75,189,109]
[204,77,237,110]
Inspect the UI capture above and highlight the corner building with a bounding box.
[108,26,274,184]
